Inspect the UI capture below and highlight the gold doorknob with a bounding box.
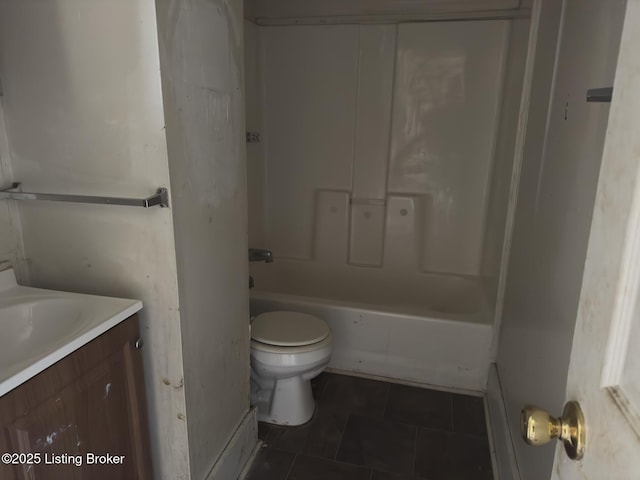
[521,401,585,460]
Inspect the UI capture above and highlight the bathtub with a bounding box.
[250,260,493,392]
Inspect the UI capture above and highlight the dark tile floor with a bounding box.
[246,373,493,480]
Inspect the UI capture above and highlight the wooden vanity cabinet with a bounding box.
[0,314,153,479]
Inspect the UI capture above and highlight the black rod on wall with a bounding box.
[586,87,613,103]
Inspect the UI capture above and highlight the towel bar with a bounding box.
[0,183,169,208]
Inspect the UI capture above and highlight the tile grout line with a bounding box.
[323,374,349,462]
[450,393,455,432]
[298,450,382,477]
[333,412,350,461]
[381,381,391,419]
[367,414,454,433]
[284,452,298,480]
[411,421,419,478]
[314,374,329,401]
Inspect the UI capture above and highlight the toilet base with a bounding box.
[255,375,315,426]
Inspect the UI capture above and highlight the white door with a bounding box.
[553,2,640,478]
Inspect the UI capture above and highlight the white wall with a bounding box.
[155,1,253,478]
[0,1,189,477]
[0,102,24,277]
[250,20,509,278]
[496,0,625,478]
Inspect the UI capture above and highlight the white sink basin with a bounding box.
[0,268,142,397]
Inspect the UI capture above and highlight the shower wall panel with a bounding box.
[388,21,508,275]
[253,20,510,276]
[314,190,350,263]
[352,25,395,202]
[262,26,359,260]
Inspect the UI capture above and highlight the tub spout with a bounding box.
[249,248,273,263]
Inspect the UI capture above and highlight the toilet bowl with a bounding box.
[250,311,332,426]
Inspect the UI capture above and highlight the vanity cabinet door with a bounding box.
[0,314,153,479]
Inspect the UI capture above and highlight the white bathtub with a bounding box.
[250,260,493,392]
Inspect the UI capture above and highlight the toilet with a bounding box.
[250,311,332,426]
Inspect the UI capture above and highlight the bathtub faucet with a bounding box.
[249,248,274,263]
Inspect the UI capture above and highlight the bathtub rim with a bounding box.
[250,289,493,326]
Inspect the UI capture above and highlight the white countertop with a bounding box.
[0,268,142,397]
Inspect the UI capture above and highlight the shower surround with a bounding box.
[245,18,528,390]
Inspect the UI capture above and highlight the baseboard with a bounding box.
[325,367,485,397]
[206,407,258,480]
[238,440,264,480]
[486,364,521,480]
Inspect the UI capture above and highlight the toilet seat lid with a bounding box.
[251,311,330,347]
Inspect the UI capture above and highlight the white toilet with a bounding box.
[250,311,332,426]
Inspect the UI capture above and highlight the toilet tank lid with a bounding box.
[251,311,330,347]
